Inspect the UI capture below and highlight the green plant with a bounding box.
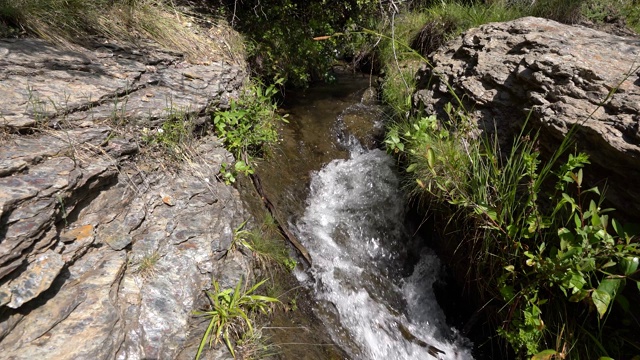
[133,251,161,278]
[386,105,640,356]
[195,278,280,359]
[223,0,381,87]
[213,79,287,183]
[229,219,297,272]
[141,108,195,157]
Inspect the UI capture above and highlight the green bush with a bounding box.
[213,79,287,183]
[376,0,640,357]
[219,0,381,87]
[385,107,640,357]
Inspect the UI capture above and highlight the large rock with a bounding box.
[415,17,640,218]
[0,37,254,359]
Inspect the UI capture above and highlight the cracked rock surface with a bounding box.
[415,17,640,218]
[0,38,252,359]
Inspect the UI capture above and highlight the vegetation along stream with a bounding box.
[255,74,473,359]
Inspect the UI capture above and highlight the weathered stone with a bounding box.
[0,250,64,308]
[59,224,94,244]
[0,250,127,359]
[0,34,250,360]
[414,17,640,217]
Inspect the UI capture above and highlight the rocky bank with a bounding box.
[415,17,640,218]
[0,37,252,359]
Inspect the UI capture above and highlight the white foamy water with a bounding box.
[295,149,473,360]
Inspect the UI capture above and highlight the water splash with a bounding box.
[295,149,473,360]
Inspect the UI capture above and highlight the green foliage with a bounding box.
[374,2,524,118]
[213,79,287,183]
[195,278,280,359]
[229,219,297,273]
[580,0,640,34]
[386,107,640,356]
[221,0,381,87]
[140,110,195,159]
[376,0,640,358]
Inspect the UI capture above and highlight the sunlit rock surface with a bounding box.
[0,37,252,359]
[415,17,640,217]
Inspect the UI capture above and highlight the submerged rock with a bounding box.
[415,17,640,218]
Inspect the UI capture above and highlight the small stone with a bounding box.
[161,194,176,206]
[60,224,94,244]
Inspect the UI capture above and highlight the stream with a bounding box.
[257,74,473,360]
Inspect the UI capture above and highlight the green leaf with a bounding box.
[569,273,586,292]
[574,212,582,229]
[620,257,639,276]
[612,218,624,237]
[532,349,557,360]
[598,278,621,300]
[558,227,574,251]
[577,168,583,186]
[406,163,417,173]
[500,285,515,301]
[426,147,435,168]
[592,289,611,319]
[569,290,589,302]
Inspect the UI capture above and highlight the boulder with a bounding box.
[415,17,640,218]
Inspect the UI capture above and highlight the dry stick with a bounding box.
[248,173,312,266]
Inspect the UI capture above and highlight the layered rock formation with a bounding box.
[415,17,640,218]
[0,38,251,359]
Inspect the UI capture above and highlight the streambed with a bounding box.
[257,75,472,360]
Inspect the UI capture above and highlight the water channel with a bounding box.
[255,74,473,360]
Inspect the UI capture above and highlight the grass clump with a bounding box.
[132,251,161,278]
[141,110,195,154]
[0,0,236,62]
[195,277,280,359]
[229,218,297,274]
[374,1,524,117]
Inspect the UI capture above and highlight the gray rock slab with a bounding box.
[0,35,250,360]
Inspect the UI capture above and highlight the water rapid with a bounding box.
[294,147,473,360]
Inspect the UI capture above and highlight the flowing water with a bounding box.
[258,75,473,359]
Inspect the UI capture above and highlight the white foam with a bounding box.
[295,149,473,360]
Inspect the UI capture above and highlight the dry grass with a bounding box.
[0,0,245,64]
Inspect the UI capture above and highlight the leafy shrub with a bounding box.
[377,0,640,357]
[213,79,287,183]
[217,0,381,87]
[386,108,640,357]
